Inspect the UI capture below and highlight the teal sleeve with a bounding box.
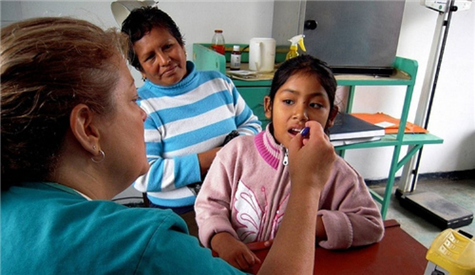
[135,213,249,274]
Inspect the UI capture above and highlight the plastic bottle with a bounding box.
[426,228,475,274]
[286,34,306,60]
[230,45,241,70]
[211,29,225,55]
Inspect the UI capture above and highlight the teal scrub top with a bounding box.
[1,182,248,274]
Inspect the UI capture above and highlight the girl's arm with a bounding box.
[210,232,261,270]
[316,164,384,249]
[195,148,238,247]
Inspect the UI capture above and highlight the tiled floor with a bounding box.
[370,175,475,248]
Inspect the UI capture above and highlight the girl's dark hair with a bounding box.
[121,6,184,72]
[1,17,128,190]
[268,54,337,113]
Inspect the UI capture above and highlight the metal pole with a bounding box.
[399,0,456,193]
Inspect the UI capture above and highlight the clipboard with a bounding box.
[351,112,428,134]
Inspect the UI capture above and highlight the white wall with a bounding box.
[2,0,474,182]
[344,1,475,180]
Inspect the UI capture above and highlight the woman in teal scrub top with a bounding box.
[1,16,336,275]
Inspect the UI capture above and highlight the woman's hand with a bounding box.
[288,121,336,193]
[210,232,261,270]
[257,121,336,275]
[197,147,222,177]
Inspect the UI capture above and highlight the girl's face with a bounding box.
[133,27,187,86]
[264,72,337,148]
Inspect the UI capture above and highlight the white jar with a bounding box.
[230,45,241,70]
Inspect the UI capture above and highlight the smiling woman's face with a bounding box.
[133,27,187,86]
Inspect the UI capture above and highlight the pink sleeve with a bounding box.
[316,158,385,249]
[194,147,240,248]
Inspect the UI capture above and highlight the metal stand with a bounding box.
[397,1,473,229]
[399,0,457,192]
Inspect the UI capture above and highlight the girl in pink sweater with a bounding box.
[195,55,384,271]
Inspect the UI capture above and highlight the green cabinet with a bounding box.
[193,43,443,219]
[238,87,271,127]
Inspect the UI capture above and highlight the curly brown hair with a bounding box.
[1,17,129,190]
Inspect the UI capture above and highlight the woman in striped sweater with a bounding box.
[121,7,261,220]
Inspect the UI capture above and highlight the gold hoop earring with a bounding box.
[91,150,105,163]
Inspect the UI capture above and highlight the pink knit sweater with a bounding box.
[195,126,384,249]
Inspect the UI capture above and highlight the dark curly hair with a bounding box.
[268,54,337,113]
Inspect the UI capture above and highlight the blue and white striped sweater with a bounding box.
[134,61,261,207]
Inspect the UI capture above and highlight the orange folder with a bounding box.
[351,112,428,134]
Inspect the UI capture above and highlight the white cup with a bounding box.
[249,38,276,73]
